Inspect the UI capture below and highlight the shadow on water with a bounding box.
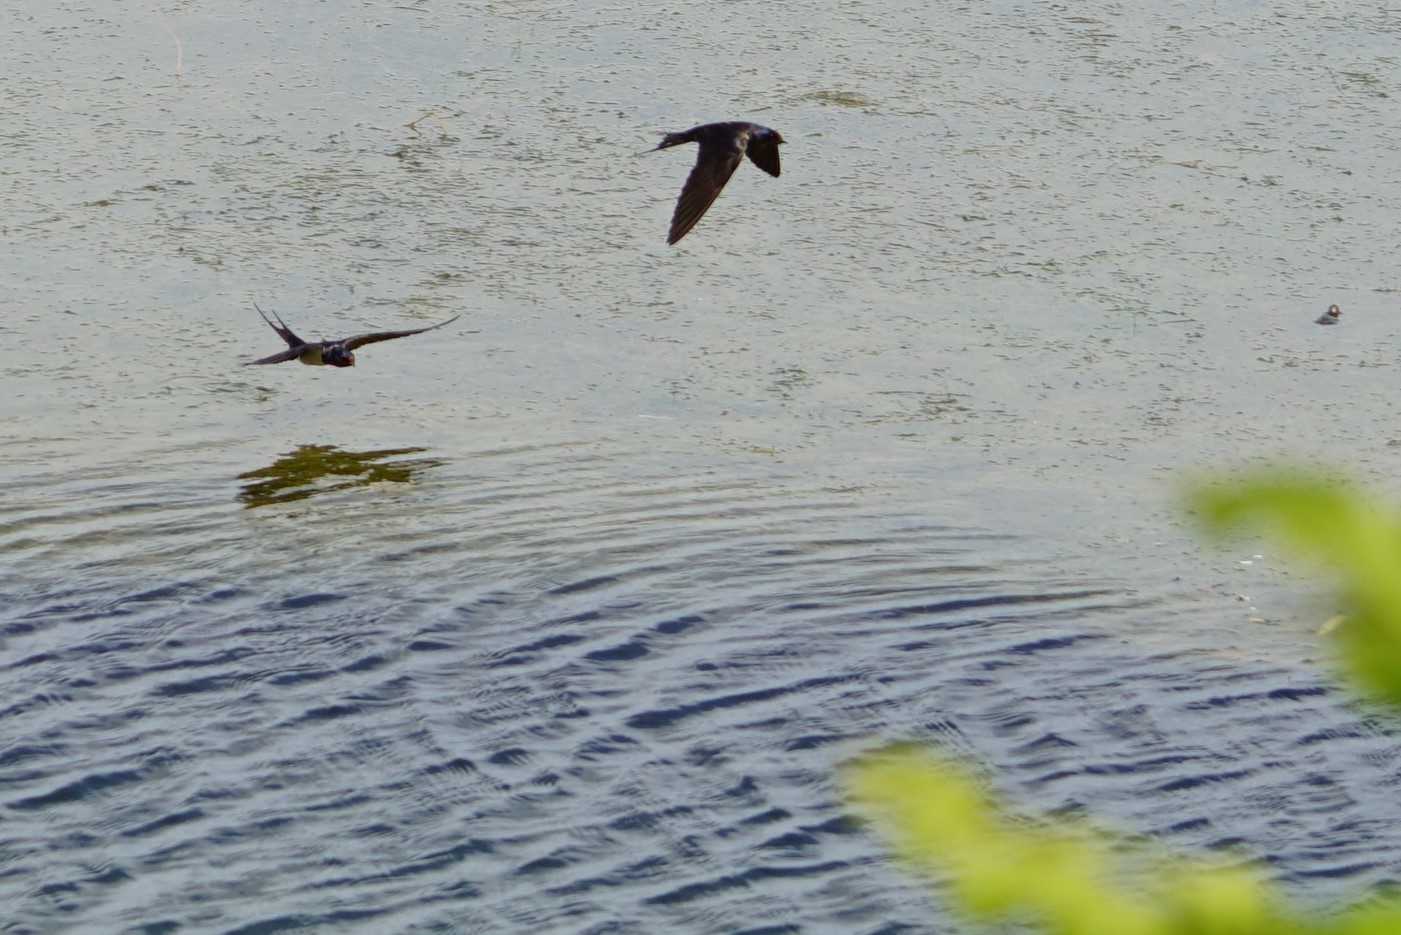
[236,444,445,508]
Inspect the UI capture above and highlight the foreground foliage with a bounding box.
[849,748,1401,935]
[848,469,1401,934]
[1191,468,1401,706]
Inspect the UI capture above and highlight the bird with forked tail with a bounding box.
[244,304,461,368]
[643,121,785,245]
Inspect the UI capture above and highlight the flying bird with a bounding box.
[644,121,784,245]
[1314,304,1341,325]
[244,303,460,367]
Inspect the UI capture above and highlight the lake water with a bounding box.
[5,2,1401,932]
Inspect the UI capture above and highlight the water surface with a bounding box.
[5,2,1401,932]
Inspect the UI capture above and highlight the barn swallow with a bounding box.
[644,121,784,245]
[244,304,460,367]
[1315,304,1341,325]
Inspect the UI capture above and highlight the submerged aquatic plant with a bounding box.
[848,468,1401,935]
[237,444,443,508]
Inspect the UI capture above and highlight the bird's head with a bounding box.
[1328,304,1341,318]
[769,130,786,146]
[324,346,356,367]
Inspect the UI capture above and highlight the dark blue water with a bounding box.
[5,439,1400,933]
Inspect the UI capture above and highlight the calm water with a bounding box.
[6,2,1401,932]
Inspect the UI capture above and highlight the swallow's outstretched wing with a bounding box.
[342,314,461,351]
[668,142,744,246]
[244,347,303,366]
[254,303,307,349]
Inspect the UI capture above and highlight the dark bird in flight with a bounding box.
[245,303,461,367]
[1315,304,1342,325]
[645,121,784,245]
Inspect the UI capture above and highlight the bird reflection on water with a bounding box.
[237,444,445,508]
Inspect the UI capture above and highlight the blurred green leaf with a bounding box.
[1188,469,1401,705]
[848,747,1401,935]
[848,469,1401,933]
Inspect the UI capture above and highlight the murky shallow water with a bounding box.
[6,2,1401,932]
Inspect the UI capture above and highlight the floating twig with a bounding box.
[157,12,184,78]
